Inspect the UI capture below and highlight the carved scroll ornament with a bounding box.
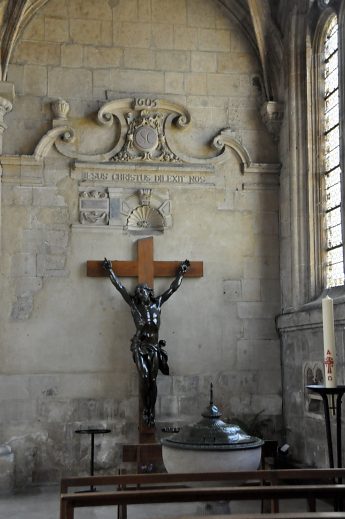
[34,96,281,177]
[51,97,191,163]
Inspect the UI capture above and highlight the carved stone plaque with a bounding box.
[79,190,109,225]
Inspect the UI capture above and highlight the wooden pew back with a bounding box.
[60,468,345,519]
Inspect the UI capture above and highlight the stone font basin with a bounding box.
[161,388,264,473]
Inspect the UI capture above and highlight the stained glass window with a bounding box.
[322,15,344,288]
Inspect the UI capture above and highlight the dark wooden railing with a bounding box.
[60,468,345,519]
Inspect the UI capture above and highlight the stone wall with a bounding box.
[5,0,276,161]
[0,0,282,489]
[277,298,345,467]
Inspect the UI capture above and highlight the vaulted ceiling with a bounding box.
[0,0,294,101]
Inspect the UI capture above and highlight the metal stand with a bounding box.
[307,385,345,512]
[75,428,111,491]
[306,385,345,470]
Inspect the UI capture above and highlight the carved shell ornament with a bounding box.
[127,205,165,233]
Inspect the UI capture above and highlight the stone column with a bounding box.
[281,10,309,310]
[0,82,15,252]
[0,96,13,153]
[0,82,14,153]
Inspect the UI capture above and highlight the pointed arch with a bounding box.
[310,5,345,290]
[0,0,50,80]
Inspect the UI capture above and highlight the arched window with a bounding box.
[319,14,344,288]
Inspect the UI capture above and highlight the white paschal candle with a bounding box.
[322,296,337,388]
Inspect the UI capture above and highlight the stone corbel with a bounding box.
[34,99,75,160]
[260,101,284,142]
[51,98,70,126]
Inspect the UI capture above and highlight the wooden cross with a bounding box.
[87,236,203,284]
[87,237,203,450]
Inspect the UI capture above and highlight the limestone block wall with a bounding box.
[0,0,282,489]
[5,0,276,161]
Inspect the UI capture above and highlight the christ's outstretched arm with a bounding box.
[102,258,132,305]
[159,260,190,305]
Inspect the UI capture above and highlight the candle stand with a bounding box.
[75,427,111,491]
[306,385,345,469]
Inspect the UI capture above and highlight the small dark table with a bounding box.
[75,428,111,490]
[306,385,345,469]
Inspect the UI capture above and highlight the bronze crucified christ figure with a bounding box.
[102,257,190,427]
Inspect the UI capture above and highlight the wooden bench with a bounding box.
[60,468,345,519]
[159,515,345,519]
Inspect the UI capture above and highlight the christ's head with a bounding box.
[135,284,154,304]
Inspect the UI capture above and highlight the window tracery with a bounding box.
[321,14,344,287]
[310,4,345,294]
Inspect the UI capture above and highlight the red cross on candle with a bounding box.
[324,351,334,375]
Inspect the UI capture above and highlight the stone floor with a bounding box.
[0,485,333,519]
